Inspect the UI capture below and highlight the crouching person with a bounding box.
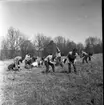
[8,55,22,71]
[64,48,78,74]
[44,55,55,73]
[8,63,15,71]
[24,54,32,69]
[13,56,23,70]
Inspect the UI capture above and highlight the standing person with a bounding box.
[44,55,56,73]
[88,52,93,61]
[87,44,94,61]
[56,47,63,67]
[64,48,78,73]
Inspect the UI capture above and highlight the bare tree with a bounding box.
[54,36,65,47]
[20,40,35,58]
[66,41,77,51]
[76,43,84,54]
[0,27,26,59]
[0,38,9,59]
[85,37,102,54]
[54,36,67,55]
[34,33,51,49]
[33,33,51,56]
[85,36,98,46]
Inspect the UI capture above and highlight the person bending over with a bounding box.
[44,55,56,73]
[13,56,23,70]
[64,48,78,73]
[81,51,89,64]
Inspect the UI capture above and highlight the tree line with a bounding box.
[0,27,102,60]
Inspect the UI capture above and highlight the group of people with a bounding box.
[24,54,44,69]
[8,48,93,74]
[44,48,93,74]
[8,54,44,71]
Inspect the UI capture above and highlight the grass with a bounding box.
[0,54,103,105]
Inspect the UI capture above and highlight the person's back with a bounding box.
[64,48,78,73]
[44,55,55,73]
[13,56,22,69]
[82,51,88,57]
[81,51,89,63]
[44,55,53,62]
[67,51,78,61]
[14,56,22,62]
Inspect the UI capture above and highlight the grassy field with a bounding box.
[0,54,103,105]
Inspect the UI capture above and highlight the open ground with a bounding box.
[0,54,103,105]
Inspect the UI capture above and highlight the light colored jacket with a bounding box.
[44,55,55,64]
[44,55,53,62]
[82,51,88,57]
[13,56,22,68]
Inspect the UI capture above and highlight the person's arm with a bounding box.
[75,53,79,58]
[47,57,50,62]
[64,53,69,63]
[63,58,67,63]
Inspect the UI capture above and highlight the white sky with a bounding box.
[0,0,102,48]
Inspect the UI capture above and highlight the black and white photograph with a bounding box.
[0,0,102,105]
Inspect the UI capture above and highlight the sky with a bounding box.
[0,0,102,48]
